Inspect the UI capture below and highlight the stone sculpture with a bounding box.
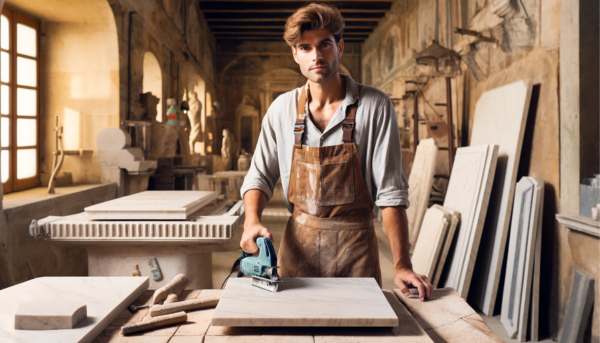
[187,91,202,154]
[221,129,232,171]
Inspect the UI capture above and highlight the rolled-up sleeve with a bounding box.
[371,98,410,208]
[240,109,280,201]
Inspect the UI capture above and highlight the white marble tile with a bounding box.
[500,177,543,340]
[212,278,398,327]
[411,207,450,281]
[406,139,438,253]
[0,277,148,343]
[442,145,499,299]
[518,178,544,342]
[429,205,461,288]
[468,80,533,316]
[84,191,218,220]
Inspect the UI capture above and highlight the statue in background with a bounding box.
[221,129,232,170]
[187,91,202,154]
[166,98,180,125]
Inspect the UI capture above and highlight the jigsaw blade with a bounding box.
[252,276,280,292]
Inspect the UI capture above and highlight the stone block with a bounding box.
[14,301,87,330]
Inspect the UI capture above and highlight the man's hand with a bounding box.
[394,267,433,301]
[240,221,273,254]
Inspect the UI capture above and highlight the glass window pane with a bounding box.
[17,88,36,116]
[1,51,8,82]
[17,118,35,147]
[1,150,8,182]
[1,117,8,147]
[17,148,36,179]
[1,15,8,51]
[1,85,8,115]
[17,23,36,57]
[17,57,36,87]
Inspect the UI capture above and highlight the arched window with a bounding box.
[142,52,163,122]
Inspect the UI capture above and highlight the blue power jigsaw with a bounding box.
[222,237,282,292]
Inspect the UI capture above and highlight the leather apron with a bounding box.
[278,82,382,287]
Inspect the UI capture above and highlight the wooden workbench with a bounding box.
[93,287,502,343]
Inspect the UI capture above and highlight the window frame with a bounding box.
[1,6,41,194]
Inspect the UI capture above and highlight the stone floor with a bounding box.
[212,200,556,343]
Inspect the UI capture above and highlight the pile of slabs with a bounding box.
[411,206,449,283]
[559,269,595,343]
[501,177,544,341]
[212,278,398,327]
[0,277,148,343]
[406,138,438,252]
[469,80,534,315]
[412,205,461,288]
[441,144,498,298]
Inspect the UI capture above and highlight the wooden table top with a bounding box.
[93,287,502,343]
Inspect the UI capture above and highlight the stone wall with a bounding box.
[361,0,568,339]
[1,184,116,286]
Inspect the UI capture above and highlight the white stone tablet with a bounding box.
[84,191,218,220]
[212,278,398,327]
[15,301,87,330]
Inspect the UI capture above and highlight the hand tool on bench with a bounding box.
[121,311,187,335]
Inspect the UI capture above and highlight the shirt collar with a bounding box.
[302,73,360,135]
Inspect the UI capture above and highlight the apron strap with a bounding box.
[295,82,309,147]
[342,104,357,144]
[295,81,359,146]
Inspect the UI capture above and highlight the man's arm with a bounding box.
[381,205,432,300]
[371,97,432,300]
[240,189,273,254]
[239,105,280,254]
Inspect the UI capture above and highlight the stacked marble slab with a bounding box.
[32,191,245,242]
[411,205,460,288]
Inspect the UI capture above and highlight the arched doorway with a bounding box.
[143,52,163,122]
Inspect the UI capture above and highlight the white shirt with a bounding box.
[240,74,410,213]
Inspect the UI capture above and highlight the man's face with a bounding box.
[292,28,344,84]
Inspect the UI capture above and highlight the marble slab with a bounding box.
[531,201,543,342]
[468,80,534,316]
[212,278,398,327]
[411,207,450,281]
[0,277,148,343]
[559,269,595,343]
[442,145,498,298]
[430,205,461,288]
[500,177,543,339]
[84,191,218,220]
[14,301,87,330]
[517,178,544,342]
[406,139,438,253]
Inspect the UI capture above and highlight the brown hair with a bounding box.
[284,3,345,47]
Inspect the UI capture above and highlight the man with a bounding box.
[240,3,433,300]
